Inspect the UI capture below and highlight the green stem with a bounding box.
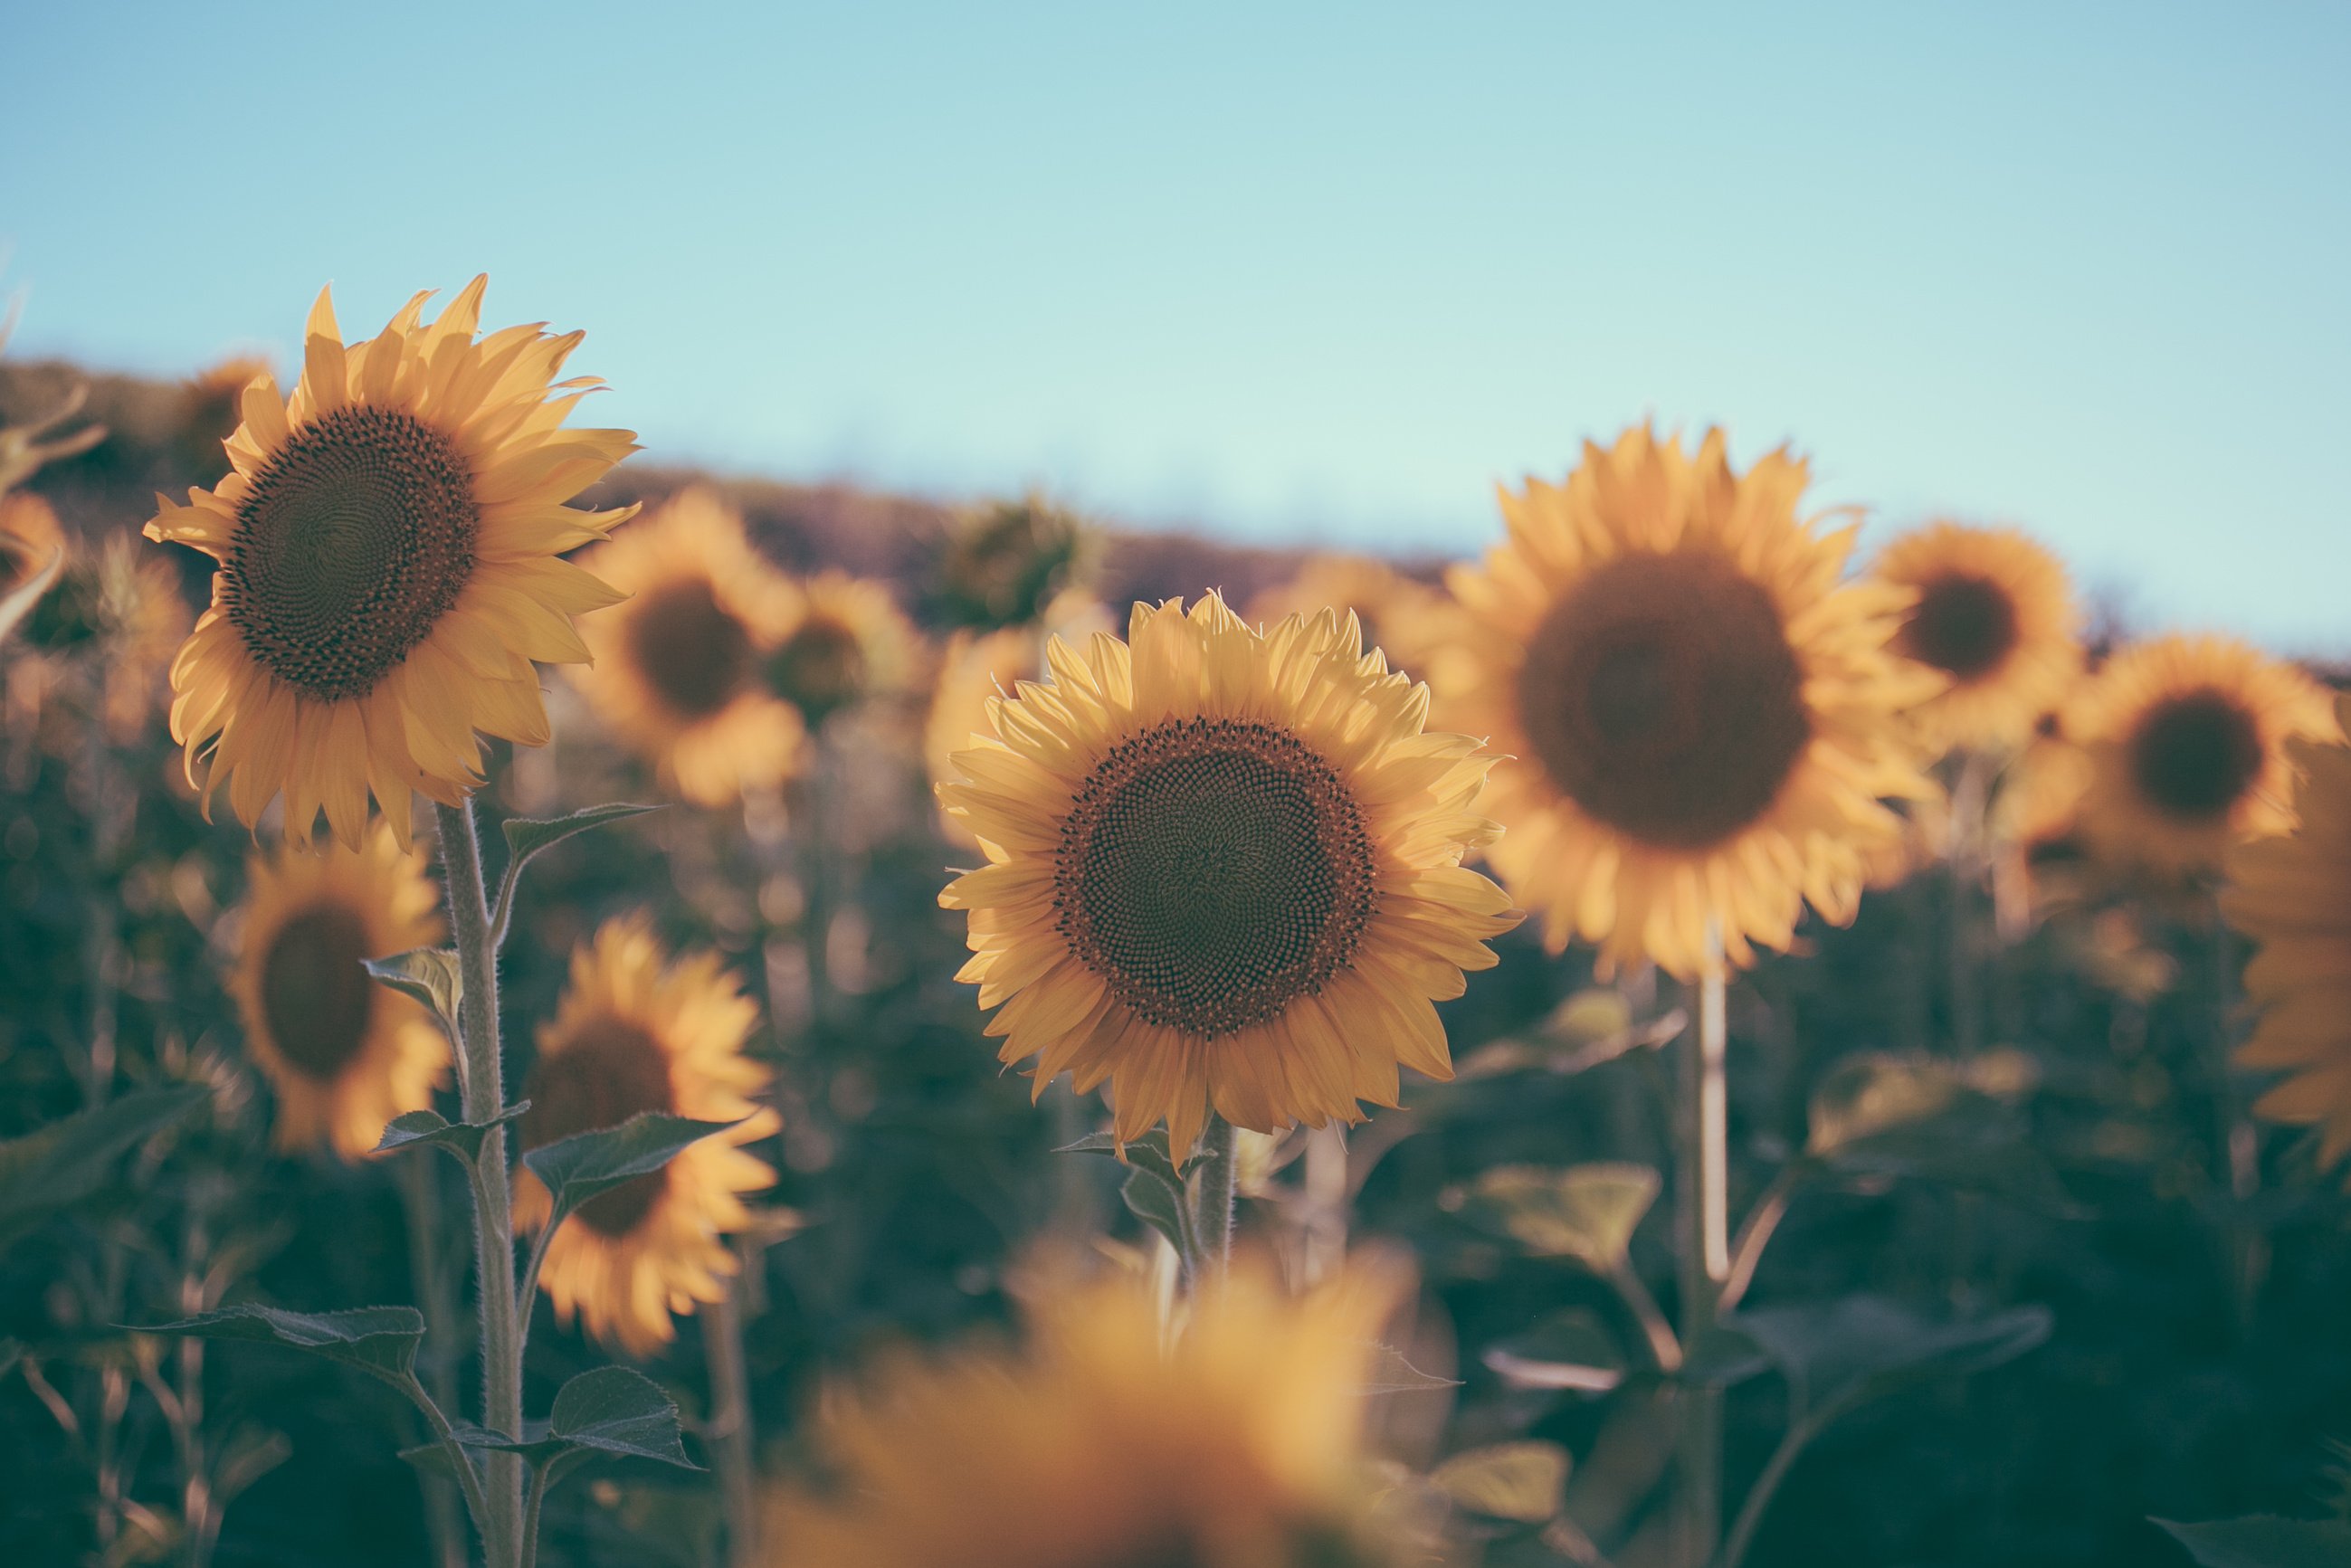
[1946,751,1988,1058]
[707,1257,761,1568]
[435,798,525,1568]
[399,1155,470,1568]
[2209,890,2265,1332]
[1674,940,1729,1568]
[1190,1116,1239,1274]
[798,738,835,1032]
[1716,1417,1816,1568]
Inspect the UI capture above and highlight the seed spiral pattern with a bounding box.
[224,404,480,702]
[1054,717,1379,1038]
[628,577,753,719]
[1518,550,1812,851]
[522,1018,677,1238]
[2129,688,2264,821]
[259,904,376,1081]
[1900,572,2020,681]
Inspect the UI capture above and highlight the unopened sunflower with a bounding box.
[228,824,450,1159]
[775,1256,1410,1568]
[2225,697,2351,1173]
[2068,633,2338,878]
[145,279,637,848]
[1870,521,2080,751]
[938,593,1517,1157]
[766,570,919,728]
[1419,424,1937,976]
[570,487,805,805]
[513,916,778,1357]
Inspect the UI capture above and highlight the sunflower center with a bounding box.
[2127,688,2264,821]
[521,1017,678,1239]
[1899,572,2018,682]
[768,614,867,718]
[1517,551,1812,851]
[258,904,376,1081]
[628,578,752,719]
[224,404,479,703]
[1055,717,1379,1039]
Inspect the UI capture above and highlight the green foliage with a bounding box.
[0,1082,206,1246]
[144,1305,427,1389]
[1430,1440,1571,1524]
[520,1112,742,1240]
[2155,1516,2351,1568]
[373,1103,532,1167]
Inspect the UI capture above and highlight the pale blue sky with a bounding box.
[5,2,2346,651]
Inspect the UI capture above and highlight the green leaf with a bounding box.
[0,1083,208,1246]
[1807,1051,1968,1154]
[523,1112,742,1236]
[1055,1128,1190,1191]
[546,1366,699,1468]
[0,532,63,645]
[363,948,464,1035]
[374,1103,531,1165]
[2155,1516,2351,1568]
[1431,1441,1571,1524]
[1734,1296,2051,1421]
[502,803,662,865]
[142,1305,426,1387]
[1356,1342,1462,1395]
[1455,1163,1661,1269]
[1678,1325,1772,1389]
[0,1337,21,1380]
[1118,1164,1197,1267]
[1481,1308,1628,1394]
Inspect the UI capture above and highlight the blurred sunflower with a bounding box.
[2225,697,2351,1172]
[934,493,1094,632]
[925,625,1038,848]
[513,916,778,1357]
[571,487,805,806]
[228,823,450,1159]
[90,534,194,739]
[2068,633,2339,877]
[765,570,919,728]
[1243,554,1437,663]
[938,593,1517,1157]
[1420,424,1937,976]
[145,278,637,849]
[776,1256,1409,1568]
[1871,521,2080,751]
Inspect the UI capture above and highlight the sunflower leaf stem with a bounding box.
[1189,1115,1240,1275]
[1946,750,1990,1059]
[397,1154,471,1568]
[433,797,527,1568]
[1673,941,1730,1568]
[2207,889,2266,1334]
[706,1252,762,1568]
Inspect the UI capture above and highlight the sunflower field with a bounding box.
[2,280,2348,1568]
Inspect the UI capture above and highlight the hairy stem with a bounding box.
[1674,937,1729,1567]
[1191,1115,1239,1274]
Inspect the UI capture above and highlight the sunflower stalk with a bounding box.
[1673,937,1729,1568]
[706,1253,762,1568]
[2207,889,2266,1333]
[397,1153,471,1568]
[433,797,526,1568]
[1190,1115,1240,1274]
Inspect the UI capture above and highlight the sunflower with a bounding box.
[512,916,778,1358]
[765,569,919,728]
[2067,633,2339,878]
[938,593,1517,1158]
[1417,423,1937,977]
[144,278,637,849]
[775,1255,1409,1568]
[2225,696,2351,1173]
[1870,521,2080,752]
[926,625,1039,848]
[569,487,805,806]
[227,823,451,1159]
[935,494,1094,632]
[1244,554,1438,662]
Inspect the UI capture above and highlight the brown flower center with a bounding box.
[224,404,479,703]
[768,613,867,721]
[1055,718,1380,1039]
[1517,551,1812,851]
[1899,572,2019,682]
[521,1016,678,1238]
[2127,688,2264,822]
[628,577,752,720]
[259,904,376,1081]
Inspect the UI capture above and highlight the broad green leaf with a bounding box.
[1544,988,1633,1046]
[1678,1325,1772,1389]
[143,1305,425,1387]
[1356,1342,1462,1395]
[0,534,62,645]
[1807,1052,1964,1154]
[502,803,662,865]
[1431,1441,1571,1523]
[523,1113,743,1236]
[1481,1307,1627,1394]
[2155,1516,2351,1568]
[398,1425,505,1480]
[1055,1128,1189,1189]
[1734,1296,2051,1421]
[0,1083,208,1246]
[1460,1163,1661,1269]
[1119,1164,1196,1267]
[374,1103,531,1166]
[363,949,464,1035]
[546,1365,698,1468]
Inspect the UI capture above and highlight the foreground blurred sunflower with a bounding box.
[2225,697,2351,1173]
[775,1256,1409,1568]
[938,593,1516,1156]
[1420,424,1937,976]
[145,279,637,848]
[228,824,450,1159]
[766,570,919,728]
[513,916,778,1357]
[1870,521,2080,752]
[570,487,805,805]
[2068,633,2338,878]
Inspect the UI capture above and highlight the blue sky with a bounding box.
[5,2,2346,651]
